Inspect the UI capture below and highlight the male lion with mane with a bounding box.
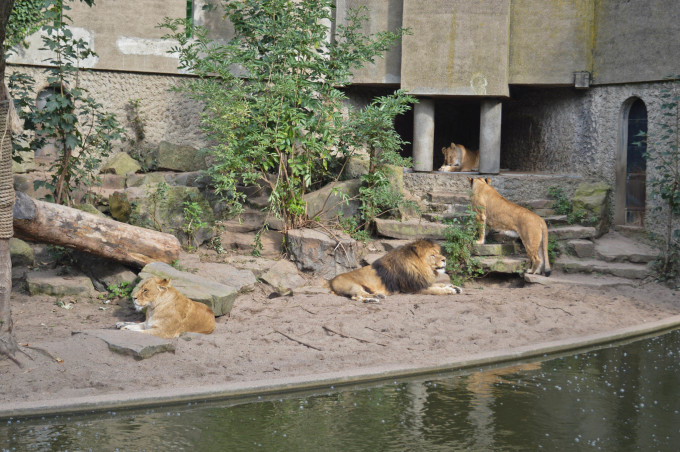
[439,142,479,172]
[116,277,216,338]
[329,239,462,302]
[469,177,551,276]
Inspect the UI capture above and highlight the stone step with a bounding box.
[524,272,639,288]
[422,211,472,223]
[548,225,597,240]
[520,199,555,210]
[533,208,557,217]
[375,218,450,240]
[473,243,524,257]
[565,239,595,258]
[478,256,527,274]
[428,191,469,204]
[594,230,659,263]
[544,215,569,227]
[554,257,652,279]
[425,203,471,215]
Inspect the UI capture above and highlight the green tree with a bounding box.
[5,0,46,52]
[162,0,409,231]
[347,90,416,231]
[9,0,124,205]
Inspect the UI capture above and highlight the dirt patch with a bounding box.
[2,273,679,407]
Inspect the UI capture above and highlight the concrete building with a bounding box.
[7,0,680,236]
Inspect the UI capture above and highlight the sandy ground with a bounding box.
[2,270,680,408]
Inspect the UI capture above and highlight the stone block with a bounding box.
[287,228,364,279]
[100,152,142,175]
[567,239,594,258]
[10,238,34,267]
[548,225,597,240]
[80,329,175,360]
[428,191,469,204]
[156,141,208,172]
[478,257,527,274]
[375,218,449,240]
[473,243,523,257]
[26,269,97,297]
[304,179,361,221]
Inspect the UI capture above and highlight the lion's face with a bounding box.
[412,241,447,276]
[132,277,170,312]
[442,143,464,169]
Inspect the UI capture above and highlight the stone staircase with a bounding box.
[374,190,660,286]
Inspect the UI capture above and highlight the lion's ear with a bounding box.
[158,278,171,288]
[485,177,491,184]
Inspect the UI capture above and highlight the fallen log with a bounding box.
[13,191,180,268]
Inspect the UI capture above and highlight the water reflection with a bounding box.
[3,330,680,450]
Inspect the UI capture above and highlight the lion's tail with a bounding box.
[542,221,551,277]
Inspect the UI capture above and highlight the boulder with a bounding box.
[260,259,307,291]
[341,156,369,179]
[572,182,610,236]
[375,218,449,240]
[9,238,34,267]
[138,262,241,317]
[156,141,208,172]
[304,179,362,221]
[12,149,35,174]
[100,152,142,175]
[129,185,215,247]
[80,329,175,360]
[109,191,132,222]
[287,228,364,279]
[26,269,98,297]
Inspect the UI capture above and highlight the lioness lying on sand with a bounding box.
[470,177,551,276]
[116,277,216,338]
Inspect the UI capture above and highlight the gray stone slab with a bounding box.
[478,256,527,274]
[375,218,449,240]
[548,225,597,240]
[473,243,523,257]
[78,329,175,360]
[524,273,637,288]
[555,257,651,279]
[594,231,659,263]
[26,269,97,298]
[567,239,595,258]
[428,191,469,204]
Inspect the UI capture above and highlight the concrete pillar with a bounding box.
[479,100,502,174]
[413,98,435,172]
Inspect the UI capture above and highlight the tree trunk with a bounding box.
[13,192,181,268]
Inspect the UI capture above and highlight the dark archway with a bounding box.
[615,97,648,226]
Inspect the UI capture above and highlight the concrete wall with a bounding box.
[7,65,204,149]
[335,0,403,85]
[593,0,680,85]
[509,0,594,85]
[8,0,186,74]
[400,0,510,96]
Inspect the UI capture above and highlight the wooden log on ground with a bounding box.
[13,191,180,268]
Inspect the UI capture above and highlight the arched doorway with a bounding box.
[615,98,647,226]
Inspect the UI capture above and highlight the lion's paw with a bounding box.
[115,322,127,329]
[445,284,463,294]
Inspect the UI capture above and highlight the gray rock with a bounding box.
[26,269,98,297]
[341,156,369,179]
[375,218,449,240]
[572,181,610,236]
[130,185,215,247]
[260,260,307,290]
[79,329,175,360]
[219,229,284,258]
[287,228,364,279]
[74,203,107,218]
[304,179,362,221]
[594,230,659,263]
[157,141,208,172]
[555,257,652,279]
[109,191,131,222]
[567,239,595,258]
[478,256,527,274]
[548,225,597,240]
[74,253,138,292]
[10,238,34,267]
[137,262,240,316]
[175,252,257,289]
[472,243,523,256]
[100,152,142,175]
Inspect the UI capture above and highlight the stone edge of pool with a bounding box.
[4,314,680,420]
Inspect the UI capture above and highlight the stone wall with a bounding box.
[7,65,205,152]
